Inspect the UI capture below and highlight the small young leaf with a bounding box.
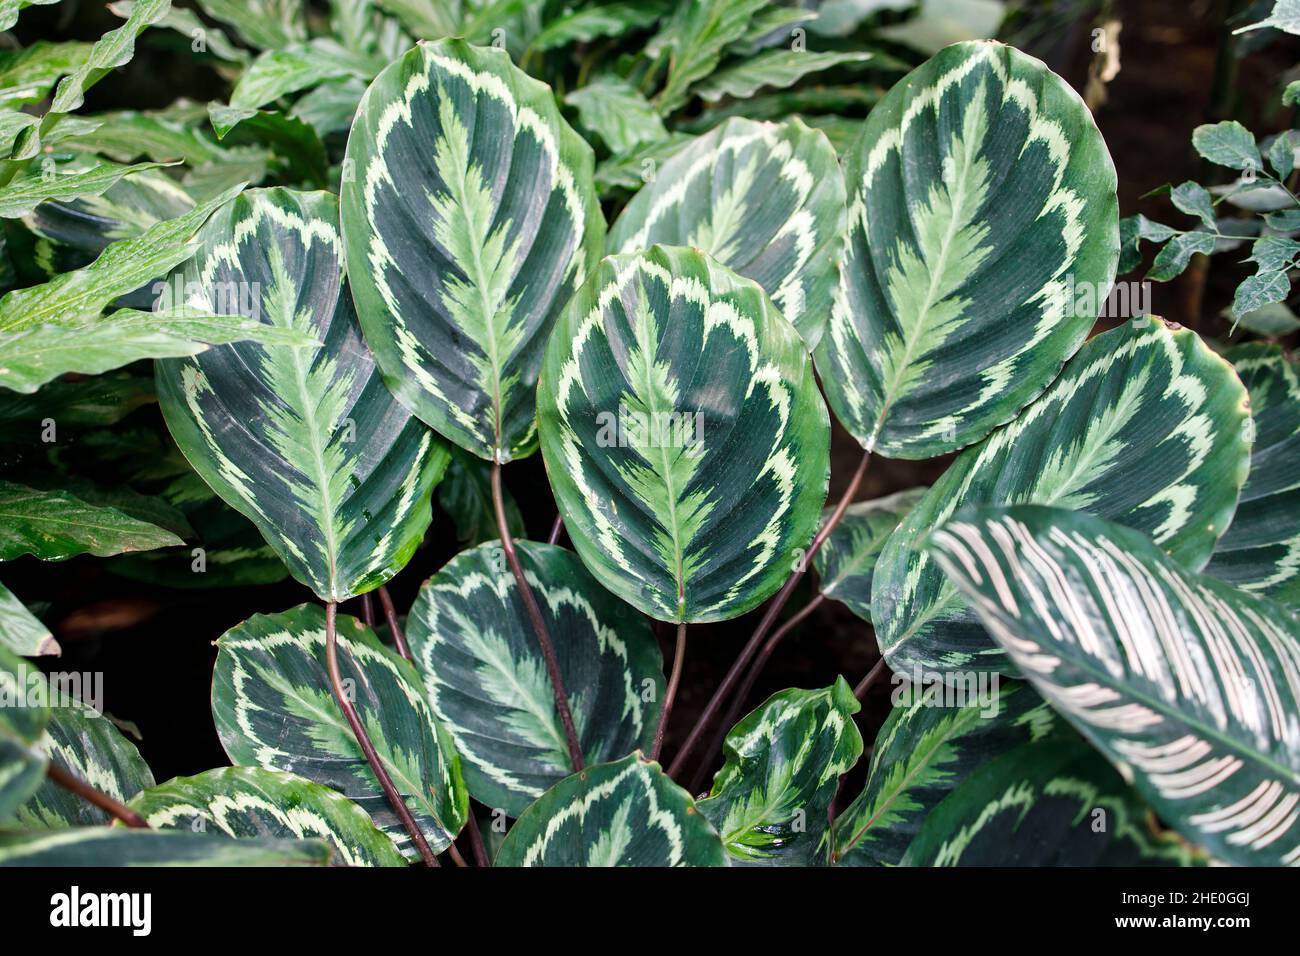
[566,78,668,154]
[1168,181,1216,226]
[1191,120,1262,171]
[1232,269,1290,318]
[1146,229,1215,281]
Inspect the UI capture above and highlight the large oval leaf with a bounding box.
[929,505,1300,866]
[406,540,663,817]
[211,604,468,857]
[874,317,1251,674]
[833,678,1057,866]
[817,40,1118,458]
[608,117,845,348]
[812,487,925,624]
[128,766,407,867]
[341,38,603,463]
[494,753,727,867]
[699,677,862,866]
[1205,344,1300,606]
[156,187,448,603]
[537,245,831,623]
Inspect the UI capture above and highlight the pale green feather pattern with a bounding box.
[684,151,761,262]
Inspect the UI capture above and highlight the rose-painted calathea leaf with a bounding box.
[405,540,663,817]
[0,647,50,818]
[494,752,728,866]
[0,579,57,656]
[537,245,830,623]
[0,828,333,866]
[812,487,926,624]
[1205,344,1300,607]
[0,480,184,560]
[818,40,1119,458]
[211,604,469,857]
[698,677,862,866]
[873,317,1251,675]
[340,38,603,464]
[156,187,450,603]
[899,735,1205,866]
[607,117,846,347]
[128,766,407,867]
[928,505,1300,866]
[833,679,1058,866]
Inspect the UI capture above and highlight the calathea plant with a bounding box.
[0,1,1296,871]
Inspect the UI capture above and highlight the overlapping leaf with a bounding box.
[128,766,406,867]
[608,117,845,347]
[929,505,1300,865]
[494,753,727,867]
[817,40,1119,458]
[537,245,830,623]
[0,480,183,560]
[699,677,862,866]
[341,39,603,463]
[156,188,449,602]
[211,604,468,856]
[873,317,1251,674]
[0,828,332,866]
[0,647,49,818]
[0,580,56,656]
[813,487,925,623]
[406,540,663,816]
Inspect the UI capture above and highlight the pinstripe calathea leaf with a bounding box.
[899,735,1205,866]
[156,187,450,604]
[536,245,831,623]
[340,38,604,463]
[698,677,863,866]
[873,317,1251,675]
[494,752,727,867]
[128,766,407,867]
[812,487,926,624]
[607,117,845,348]
[0,647,50,818]
[1205,344,1300,607]
[928,505,1300,866]
[211,604,468,857]
[818,41,1119,458]
[833,679,1059,865]
[406,540,663,817]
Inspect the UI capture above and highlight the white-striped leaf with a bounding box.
[608,117,845,348]
[900,735,1206,866]
[128,766,407,867]
[156,188,450,603]
[0,580,56,656]
[928,505,1300,866]
[0,647,50,818]
[341,39,603,463]
[406,540,663,817]
[873,317,1251,675]
[699,677,863,866]
[812,487,925,624]
[211,604,469,857]
[817,40,1119,458]
[494,752,728,867]
[536,245,831,623]
[833,679,1058,865]
[1205,344,1300,607]
[0,828,332,866]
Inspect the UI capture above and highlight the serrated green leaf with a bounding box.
[1147,229,1216,281]
[1168,181,1215,226]
[406,540,663,817]
[818,41,1118,459]
[813,488,925,623]
[341,39,603,463]
[0,480,184,560]
[566,78,668,155]
[0,580,56,656]
[1269,133,1296,179]
[694,50,874,103]
[1191,120,1262,171]
[873,318,1251,675]
[0,828,332,866]
[537,245,830,623]
[495,752,727,866]
[1232,270,1290,318]
[1247,235,1300,273]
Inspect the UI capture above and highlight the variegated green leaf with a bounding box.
[699,677,862,866]
[0,647,49,818]
[494,752,727,866]
[0,580,56,656]
[1205,345,1300,607]
[608,118,844,348]
[833,678,1058,865]
[341,39,603,463]
[47,0,170,115]
[0,160,168,219]
[406,540,663,817]
[0,480,184,560]
[14,701,154,829]
[537,245,830,623]
[211,604,468,856]
[650,0,770,114]
[900,735,1205,866]
[813,487,925,623]
[156,188,449,602]
[128,766,407,867]
[873,317,1251,675]
[817,40,1119,458]
[928,505,1300,866]
[0,828,332,866]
